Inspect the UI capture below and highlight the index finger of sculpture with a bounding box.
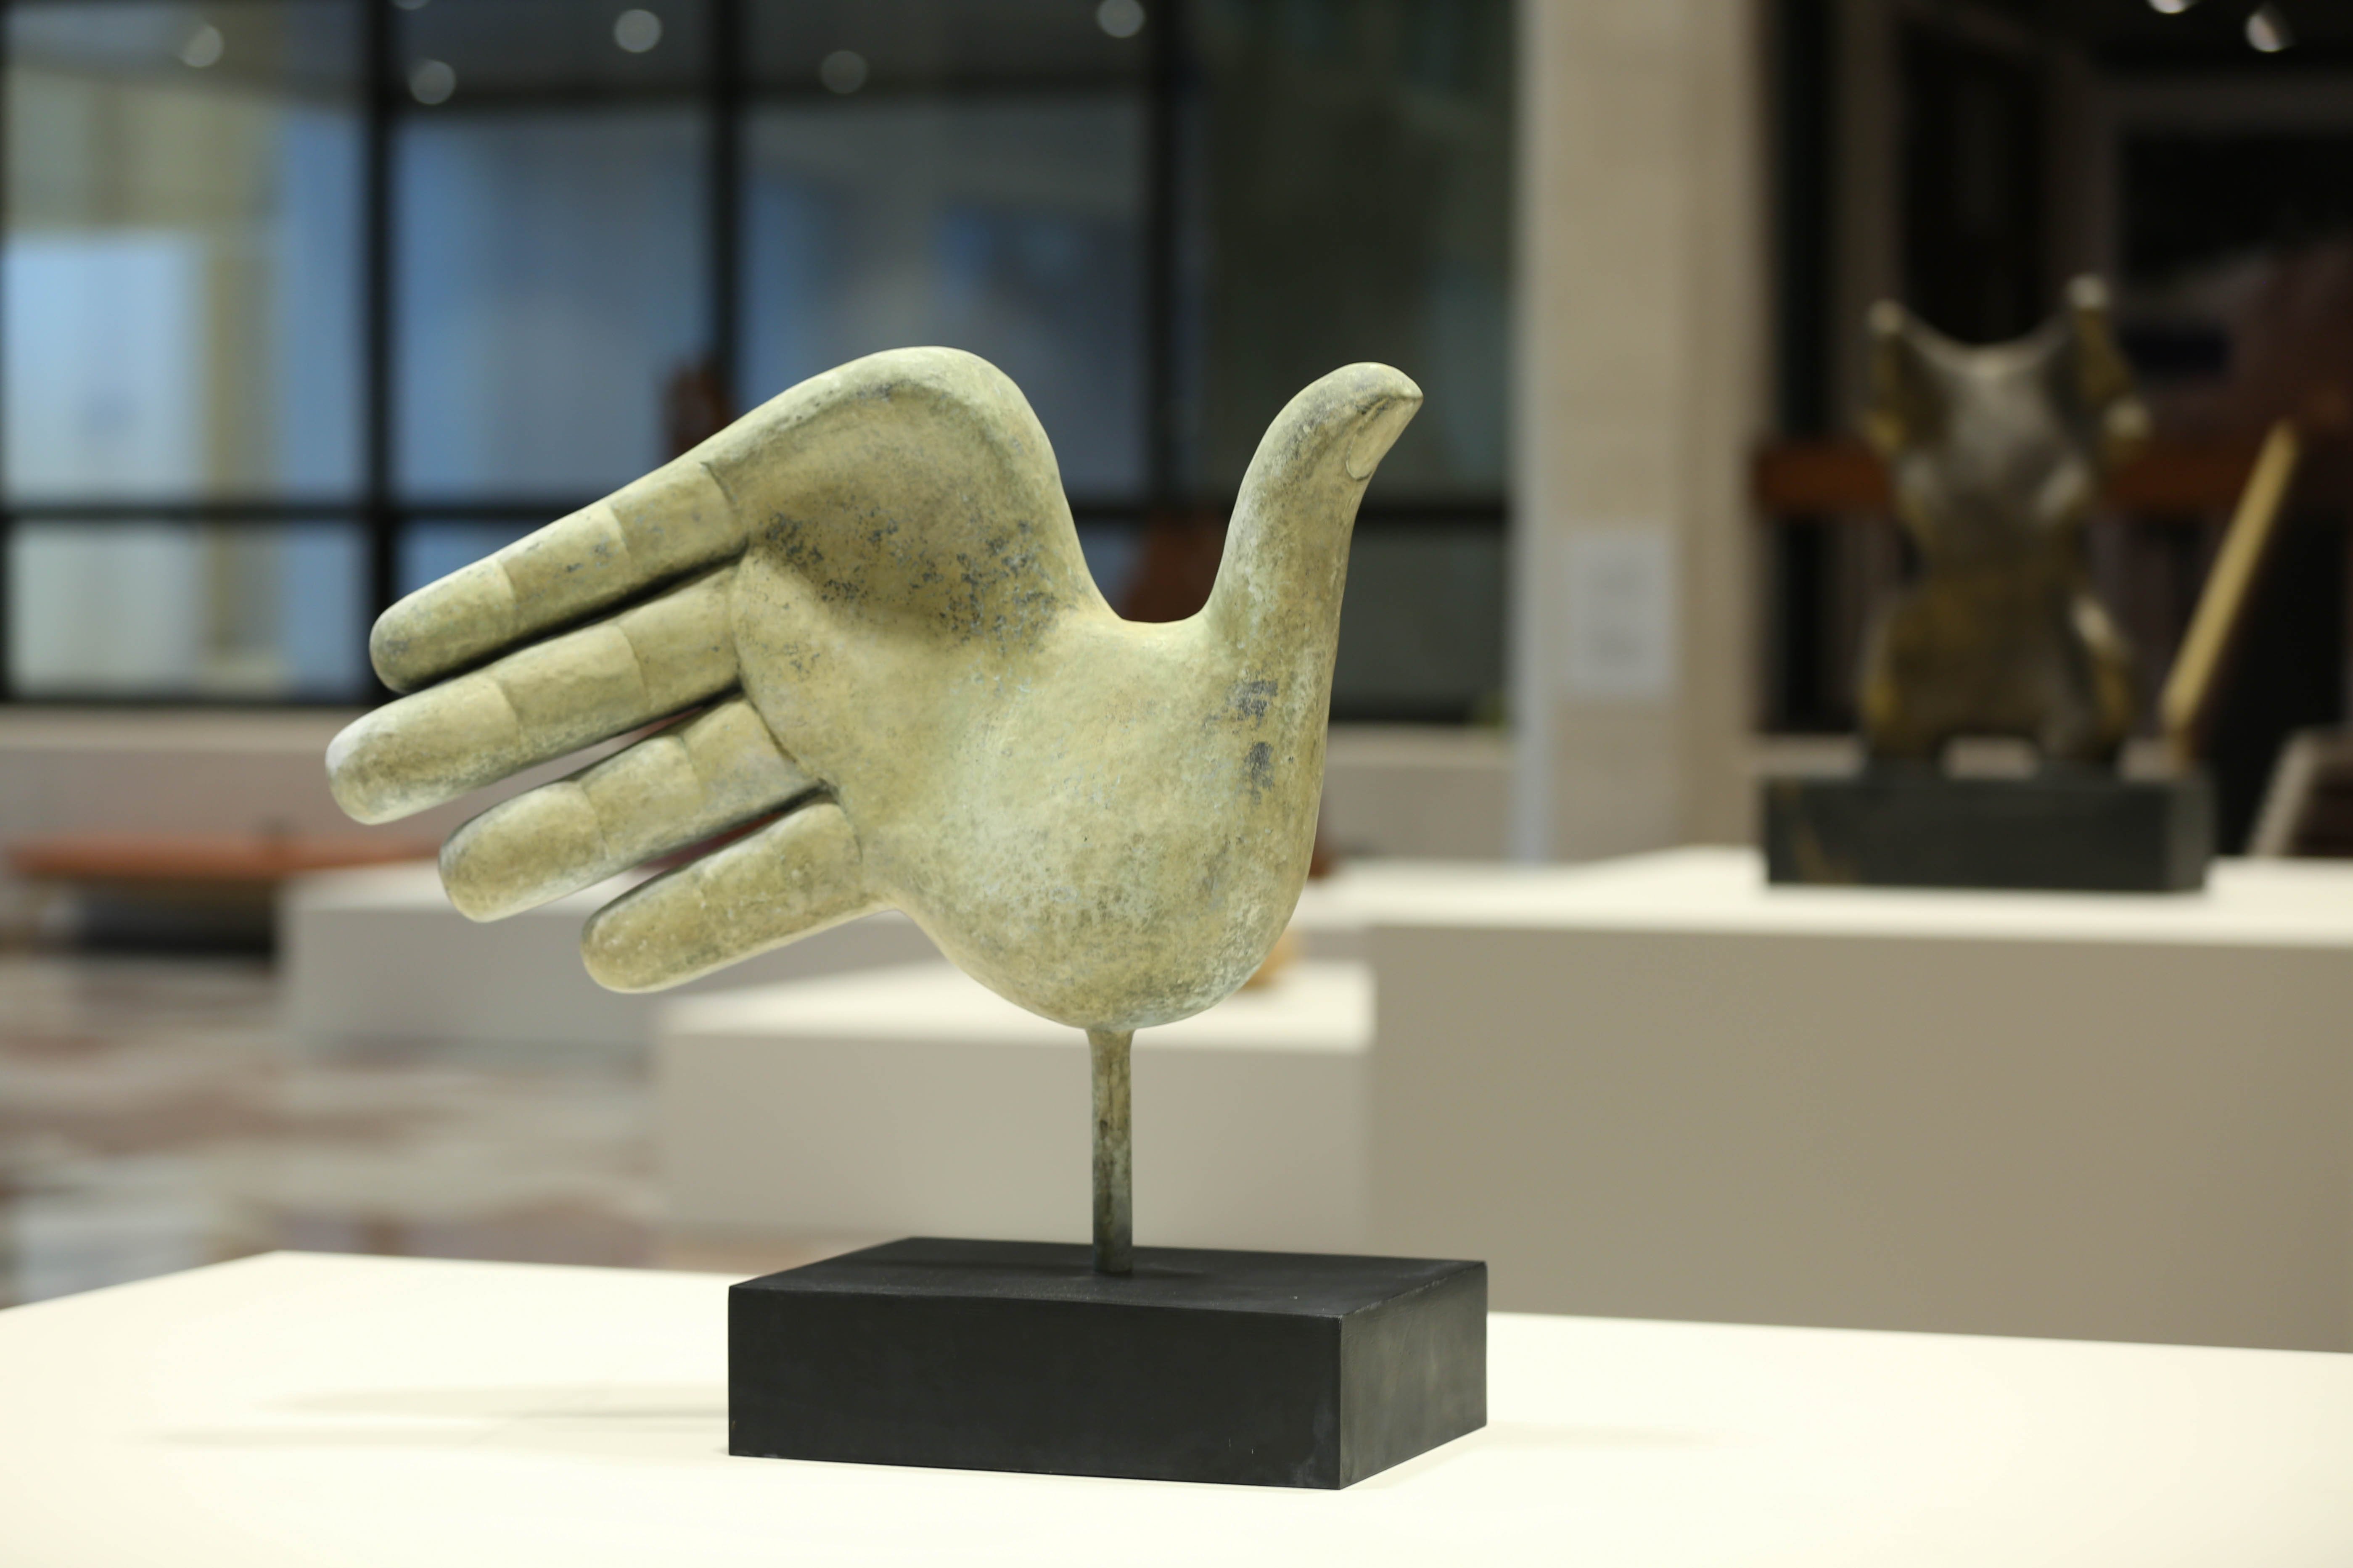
[328,570,738,824]
[439,697,814,921]
[369,457,743,693]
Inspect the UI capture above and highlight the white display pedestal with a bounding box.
[657,961,1372,1253]
[3,1252,2346,1565]
[1366,847,2353,1351]
[282,864,942,1053]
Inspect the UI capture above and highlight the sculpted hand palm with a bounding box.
[330,348,1419,1032]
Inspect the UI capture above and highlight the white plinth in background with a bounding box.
[282,861,1417,1055]
[658,961,1371,1252]
[282,864,942,1053]
[1367,847,2353,1351]
[291,847,2353,1353]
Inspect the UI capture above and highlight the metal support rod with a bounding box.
[1089,1028,1134,1275]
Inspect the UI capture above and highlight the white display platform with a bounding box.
[1365,846,2353,1351]
[283,864,943,1053]
[658,961,1371,1252]
[4,1252,2347,1565]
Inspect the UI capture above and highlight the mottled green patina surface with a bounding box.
[328,347,1419,1035]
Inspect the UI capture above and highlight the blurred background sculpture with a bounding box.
[328,346,1420,1273]
[1857,276,2150,767]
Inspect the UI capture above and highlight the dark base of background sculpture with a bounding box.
[1762,771,2214,892]
[730,1237,1486,1489]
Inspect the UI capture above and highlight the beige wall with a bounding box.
[1510,0,1771,860]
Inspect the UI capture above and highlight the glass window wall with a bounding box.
[394,108,709,496]
[742,98,1145,497]
[0,0,1510,721]
[8,519,366,696]
[4,0,362,500]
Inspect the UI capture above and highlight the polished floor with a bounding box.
[0,952,837,1309]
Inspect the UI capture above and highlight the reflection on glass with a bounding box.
[9,521,367,697]
[749,0,1144,91]
[395,0,709,98]
[1187,0,1510,499]
[395,110,709,498]
[743,100,1145,498]
[1330,528,1505,722]
[3,1,364,501]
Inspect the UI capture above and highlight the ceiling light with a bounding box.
[409,59,456,105]
[178,23,223,67]
[2247,4,2292,50]
[1097,0,1146,38]
[819,50,867,94]
[614,9,662,53]
[2147,0,2196,13]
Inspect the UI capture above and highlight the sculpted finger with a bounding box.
[582,802,878,993]
[439,700,817,921]
[328,570,736,825]
[370,457,743,692]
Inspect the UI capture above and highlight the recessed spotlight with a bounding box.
[614,9,662,54]
[1097,0,1145,39]
[391,0,429,11]
[2247,3,2292,50]
[179,23,224,68]
[409,58,456,105]
[820,49,867,94]
[2146,0,2195,13]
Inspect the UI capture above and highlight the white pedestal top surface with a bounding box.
[1360,845,2353,946]
[660,958,1369,1050]
[3,1252,2346,1565]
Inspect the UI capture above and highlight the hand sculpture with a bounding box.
[1859,277,2146,766]
[328,349,1418,1267]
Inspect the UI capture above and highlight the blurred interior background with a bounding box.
[3,0,2351,1328]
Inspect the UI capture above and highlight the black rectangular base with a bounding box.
[1763,771,2213,892]
[730,1237,1486,1489]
